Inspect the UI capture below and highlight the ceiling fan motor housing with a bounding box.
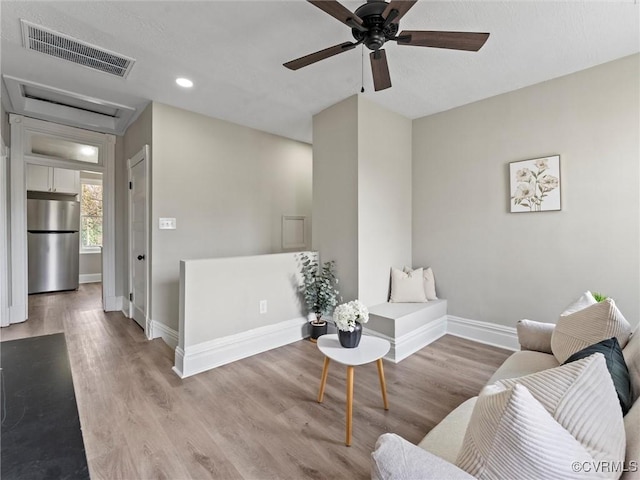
[352,0,399,51]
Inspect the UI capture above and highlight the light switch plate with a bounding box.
[159,218,176,230]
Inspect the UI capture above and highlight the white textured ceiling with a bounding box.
[1,1,639,143]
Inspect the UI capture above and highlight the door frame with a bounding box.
[0,140,9,326]
[8,115,116,324]
[127,145,151,338]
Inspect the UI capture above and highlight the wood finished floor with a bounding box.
[1,284,512,479]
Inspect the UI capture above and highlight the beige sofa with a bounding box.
[372,319,640,480]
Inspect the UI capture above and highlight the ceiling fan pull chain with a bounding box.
[360,45,365,93]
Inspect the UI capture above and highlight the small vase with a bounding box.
[338,322,362,348]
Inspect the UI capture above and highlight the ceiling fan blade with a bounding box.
[283,42,357,71]
[397,31,490,51]
[370,49,392,92]
[307,0,366,31]
[383,1,418,24]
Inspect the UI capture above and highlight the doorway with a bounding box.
[7,115,117,325]
[128,145,150,335]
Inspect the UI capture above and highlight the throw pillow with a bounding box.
[403,266,438,300]
[389,267,427,303]
[551,298,633,363]
[563,337,632,415]
[623,327,640,403]
[516,319,554,353]
[372,433,474,480]
[561,290,597,316]
[422,267,437,300]
[486,354,626,465]
[456,384,595,480]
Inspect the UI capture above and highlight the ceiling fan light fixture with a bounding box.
[176,77,194,88]
[284,0,490,92]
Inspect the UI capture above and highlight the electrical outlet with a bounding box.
[259,300,267,314]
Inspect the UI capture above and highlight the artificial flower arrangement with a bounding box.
[333,299,369,332]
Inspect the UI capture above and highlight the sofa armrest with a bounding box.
[516,319,555,354]
[371,433,474,480]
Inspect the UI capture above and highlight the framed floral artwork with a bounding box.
[510,155,561,213]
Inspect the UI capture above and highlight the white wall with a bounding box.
[412,54,640,328]
[114,135,126,298]
[151,103,312,332]
[312,95,412,306]
[358,96,412,305]
[79,253,101,274]
[122,104,152,303]
[1,102,10,148]
[176,252,309,377]
[180,252,307,347]
[312,96,359,301]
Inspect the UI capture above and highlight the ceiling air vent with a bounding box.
[21,20,135,78]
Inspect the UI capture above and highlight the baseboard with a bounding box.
[104,296,123,312]
[365,316,447,363]
[447,315,519,351]
[150,320,179,350]
[79,273,102,284]
[5,303,27,326]
[173,317,308,378]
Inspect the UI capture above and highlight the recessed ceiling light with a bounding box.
[176,77,193,88]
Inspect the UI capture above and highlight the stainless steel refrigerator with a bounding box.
[27,197,80,294]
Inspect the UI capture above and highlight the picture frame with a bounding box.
[509,155,561,213]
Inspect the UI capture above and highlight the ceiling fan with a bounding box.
[283,0,490,92]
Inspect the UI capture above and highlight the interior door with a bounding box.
[128,146,149,332]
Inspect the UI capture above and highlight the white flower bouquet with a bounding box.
[333,300,369,332]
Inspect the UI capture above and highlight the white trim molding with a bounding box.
[173,317,308,378]
[0,142,9,326]
[79,273,102,284]
[3,75,136,135]
[104,295,123,313]
[365,316,447,363]
[150,320,179,350]
[447,315,519,351]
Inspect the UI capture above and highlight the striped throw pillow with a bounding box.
[551,298,632,364]
[456,354,626,479]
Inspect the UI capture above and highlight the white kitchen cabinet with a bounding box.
[52,168,80,194]
[26,165,80,194]
[25,164,50,191]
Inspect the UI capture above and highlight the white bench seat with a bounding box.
[364,299,448,363]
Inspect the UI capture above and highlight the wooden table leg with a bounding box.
[376,358,389,410]
[346,366,354,446]
[317,357,330,403]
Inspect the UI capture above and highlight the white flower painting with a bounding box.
[510,155,561,212]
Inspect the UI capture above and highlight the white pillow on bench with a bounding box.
[403,266,438,300]
[390,267,427,303]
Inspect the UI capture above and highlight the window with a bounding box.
[28,133,100,163]
[80,179,103,252]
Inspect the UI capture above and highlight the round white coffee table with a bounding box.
[316,334,391,446]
